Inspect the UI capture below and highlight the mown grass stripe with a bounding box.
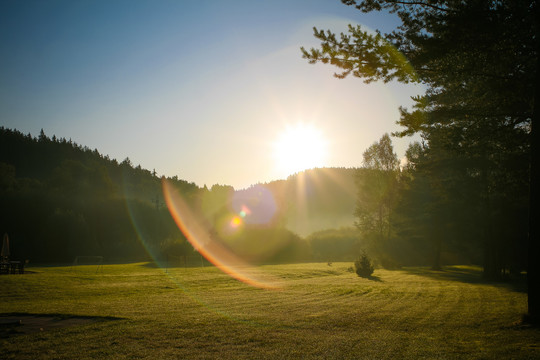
[1,263,537,359]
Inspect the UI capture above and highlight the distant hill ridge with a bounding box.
[260,168,358,236]
[0,127,358,240]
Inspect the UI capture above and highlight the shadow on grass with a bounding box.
[26,259,153,268]
[0,313,124,338]
[139,260,210,269]
[367,275,383,282]
[403,266,527,293]
[355,274,383,282]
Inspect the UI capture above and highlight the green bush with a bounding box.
[354,251,374,278]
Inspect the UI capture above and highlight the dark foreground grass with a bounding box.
[1,263,538,359]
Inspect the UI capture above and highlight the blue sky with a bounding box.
[0,0,423,189]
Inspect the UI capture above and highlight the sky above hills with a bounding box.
[0,0,423,189]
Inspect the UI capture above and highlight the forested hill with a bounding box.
[0,127,200,199]
[262,168,358,236]
[0,127,201,262]
[0,127,361,263]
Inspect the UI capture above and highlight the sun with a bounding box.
[273,123,328,176]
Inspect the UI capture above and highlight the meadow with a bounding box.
[1,262,538,359]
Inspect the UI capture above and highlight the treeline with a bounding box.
[268,144,525,271]
[3,126,527,272]
[288,136,521,271]
[396,138,529,276]
[0,127,358,265]
[349,131,528,274]
[0,127,201,262]
[302,1,534,282]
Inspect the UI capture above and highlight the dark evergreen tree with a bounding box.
[302,0,537,318]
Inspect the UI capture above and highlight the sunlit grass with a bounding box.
[1,263,538,359]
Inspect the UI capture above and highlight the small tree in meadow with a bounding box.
[354,251,374,278]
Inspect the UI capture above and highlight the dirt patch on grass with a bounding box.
[0,313,121,338]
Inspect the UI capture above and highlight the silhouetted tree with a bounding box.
[354,250,374,278]
[354,134,400,265]
[302,0,537,318]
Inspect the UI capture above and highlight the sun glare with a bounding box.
[273,123,328,176]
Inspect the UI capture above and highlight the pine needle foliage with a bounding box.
[354,251,374,277]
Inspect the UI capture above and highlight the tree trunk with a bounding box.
[378,204,384,238]
[481,166,501,280]
[527,5,540,320]
[432,231,442,271]
[429,214,441,270]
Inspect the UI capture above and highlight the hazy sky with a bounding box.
[0,0,423,189]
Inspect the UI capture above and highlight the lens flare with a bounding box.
[162,178,280,290]
[231,216,242,227]
[232,185,277,225]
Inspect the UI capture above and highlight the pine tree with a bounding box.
[302,0,538,319]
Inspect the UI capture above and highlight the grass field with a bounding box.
[1,262,538,359]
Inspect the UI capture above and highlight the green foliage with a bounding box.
[362,133,398,171]
[221,226,309,264]
[302,0,533,282]
[0,128,375,265]
[354,134,402,267]
[301,24,416,83]
[355,134,399,237]
[354,251,374,277]
[0,127,201,263]
[307,227,361,262]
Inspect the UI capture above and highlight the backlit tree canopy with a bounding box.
[302,0,538,319]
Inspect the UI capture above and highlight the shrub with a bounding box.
[354,251,374,278]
